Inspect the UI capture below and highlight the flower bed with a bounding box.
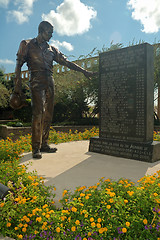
[0,128,159,240]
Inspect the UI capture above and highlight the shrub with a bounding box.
[0,129,159,239]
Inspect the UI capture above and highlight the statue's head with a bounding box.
[38,21,54,42]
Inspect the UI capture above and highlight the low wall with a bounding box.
[0,125,97,141]
[154,125,160,131]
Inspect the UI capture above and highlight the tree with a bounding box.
[0,69,11,108]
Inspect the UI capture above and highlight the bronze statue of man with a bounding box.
[14,21,93,159]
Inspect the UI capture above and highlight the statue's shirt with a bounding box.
[16,38,67,87]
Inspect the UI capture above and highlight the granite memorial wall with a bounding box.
[89,43,160,162]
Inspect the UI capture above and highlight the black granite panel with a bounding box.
[99,43,154,143]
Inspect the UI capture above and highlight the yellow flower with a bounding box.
[85,195,89,200]
[71,207,77,212]
[143,219,148,225]
[33,196,37,200]
[98,218,102,223]
[7,222,11,227]
[61,216,66,221]
[25,217,30,223]
[34,230,38,234]
[107,205,111,209]
[126,222,130,227]
[18,223,23,228]
[28,176,33,180]
[22,227,26,232]
[43,204,48,209]
[15,227,19,230]
[122,228,127,233]
[17,235,23,239]
[97,223,101,228]
[85,214,88,218]
[83,238,87,240]
[71,226,76,231]
[24,224,28,228]
[109,198,114,203]
[110,192,115,197]
[90,217,94,222]
[127,191,134,196]
[124,199,128,204]
[99,228,104,234]
[88,232,92,236]
[56,227,61,233]
[153,193,158,197]
[91,222,96,227]
[46,214,50,218]
[15,197,20,202]
[63,190,68,196]
[80,193,85,197]
[36,217,42,222]
[75,220,80,225]
[42,225,46,230]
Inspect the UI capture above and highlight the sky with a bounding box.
[1,0,160,74]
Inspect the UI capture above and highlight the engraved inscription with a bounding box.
[99,44,152,142]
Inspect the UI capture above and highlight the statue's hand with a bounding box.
[14,77,22,95]
[83,71,98,80]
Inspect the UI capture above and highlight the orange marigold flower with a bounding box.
[99,228,104,234]
[122,228,127,233]
[91,222,96,227]
[56,227,61,233]
[90,217,94,222]
[97,223,101,228]
[71,226,76,231]
[6,222,11,227]
[126,222,130,227]
[75,220,80,225]
[0,203,4,207]
[22,227,26,232]
[71,207,77,212]
[143,219,148,225]
[17,235,23,239]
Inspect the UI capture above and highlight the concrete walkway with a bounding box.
[1,140,160,240]
[21,140,160,206]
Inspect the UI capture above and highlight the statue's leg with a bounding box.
[41,79,55,148]
[31,87,45,153]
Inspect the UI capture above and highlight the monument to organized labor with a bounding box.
[12,21,94,159]
[89,43,160,162]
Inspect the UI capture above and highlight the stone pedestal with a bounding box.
[89,137,160,163]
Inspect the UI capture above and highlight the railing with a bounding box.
[4,56,99,81]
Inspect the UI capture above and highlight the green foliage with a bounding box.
[53,58,99,122]
[0,69,11,108]
[59,174,160,240]
[154,43,160,87]
[0,129,160,239]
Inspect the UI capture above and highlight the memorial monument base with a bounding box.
[89,137,160,163]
